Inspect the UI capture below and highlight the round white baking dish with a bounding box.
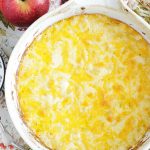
[5,0,150,149]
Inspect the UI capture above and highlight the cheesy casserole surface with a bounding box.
[17,14,150,150]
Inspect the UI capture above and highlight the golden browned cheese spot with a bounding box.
[17,14,150,150]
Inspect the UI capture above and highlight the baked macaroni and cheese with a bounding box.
[17,14,150,150]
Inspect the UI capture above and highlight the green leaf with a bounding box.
[0,28,6,36]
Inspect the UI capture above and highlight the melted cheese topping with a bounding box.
[17,14,150,150]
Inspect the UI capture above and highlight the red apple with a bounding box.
[0,0,2,11]
[1,0,50,27]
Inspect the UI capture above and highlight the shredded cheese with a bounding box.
[17,14,150,150]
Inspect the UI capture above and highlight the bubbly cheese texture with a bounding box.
[17,14,150,150]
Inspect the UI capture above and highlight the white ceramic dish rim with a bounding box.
[120,0,150,30]
[5,0,150,149]
[0,56,5,89]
